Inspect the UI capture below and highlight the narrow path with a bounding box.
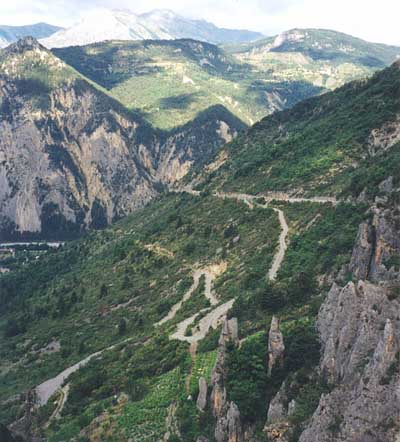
[167,190,294,345]
[215,192,290,281]
[44,384,70,428]
[170,300,235,344]
[214,191,337,206]
[35,335,143,405]
[35,351,102,406]
[156,269,217,327]
[268,208,289,281]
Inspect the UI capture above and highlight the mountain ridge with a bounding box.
[1,38,400,442]
[191,58,400,197]
[0,37,246,238]
[0,22,62,48]
[51,28,400,131]
[39,8,263,48]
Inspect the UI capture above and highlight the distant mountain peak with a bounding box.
[39,8,264,48]
[0,23,62,48]
[142,9,179,17]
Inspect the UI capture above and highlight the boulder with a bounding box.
[196,377,208,411]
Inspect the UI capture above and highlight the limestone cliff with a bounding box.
[209,318,244,442]
[0,38,245,238]
[300,199,400,441]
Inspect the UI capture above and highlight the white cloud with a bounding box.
[0,0,400,45]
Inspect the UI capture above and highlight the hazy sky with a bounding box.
[1,0,400,45]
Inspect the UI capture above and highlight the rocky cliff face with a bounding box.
[209,318,244,442]
[268,316,285,376]
[0,38,244,238]
[0,76,158,237]
[300,198,400,441]
[300,280,400,442]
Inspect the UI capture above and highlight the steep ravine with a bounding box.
[0,38,246,239]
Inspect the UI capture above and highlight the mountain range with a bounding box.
[1,12,400,442]
[1,41,400,442]
[52,29,400,130]
[40,9,263,48]
[1,26,400,239]
[0,23,62,48]
[228,28,400,67]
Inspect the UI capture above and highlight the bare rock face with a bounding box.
[215,402,243,442]
[349,207,400,283]
[0,43,245,238]
[211,318,239,417]
[299,200,400,441]
[196,377,208,411]
[349,222,374,281]
[210,318,243,442]
[267,386,288,424]
[369,207,400,281]
[300,279,400,442]
[264,422,292,442]
[153,109,243,186]
[268,316,285,376]
[0,79,158,237]
[226,402,243,442]
[368,117,400,156]
[263,383,293,442]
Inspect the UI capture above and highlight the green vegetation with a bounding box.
[0,186,364,439]
[3,31,399,441]
[0,41,77,92]
[53,39,324,129]
[0,193,278,423]
[194,62,400,196]
[230,28,400,66]
[52,31,400,131]
[118,368,184,442]
[188,350,218,396]
[226,332,269,421]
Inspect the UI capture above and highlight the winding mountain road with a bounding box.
[170,300,235,344]
[32,188,333,411]
[156,269,218,327]
[44,384,70,428]
[166,192,292,344]
[214,191,337,206]
[268,208,289,281]
[36,352,102,406]
[35,335,141,405]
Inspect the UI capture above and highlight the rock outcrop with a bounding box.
[264,388,291,442]
[210,318,243,442]
[349,205,400,282]
[300,204,400,441]
[266,386,288,424]
[268,316,285,376]
[368,117,400,156]
[300,281,400,442]
[196,377,208,411]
